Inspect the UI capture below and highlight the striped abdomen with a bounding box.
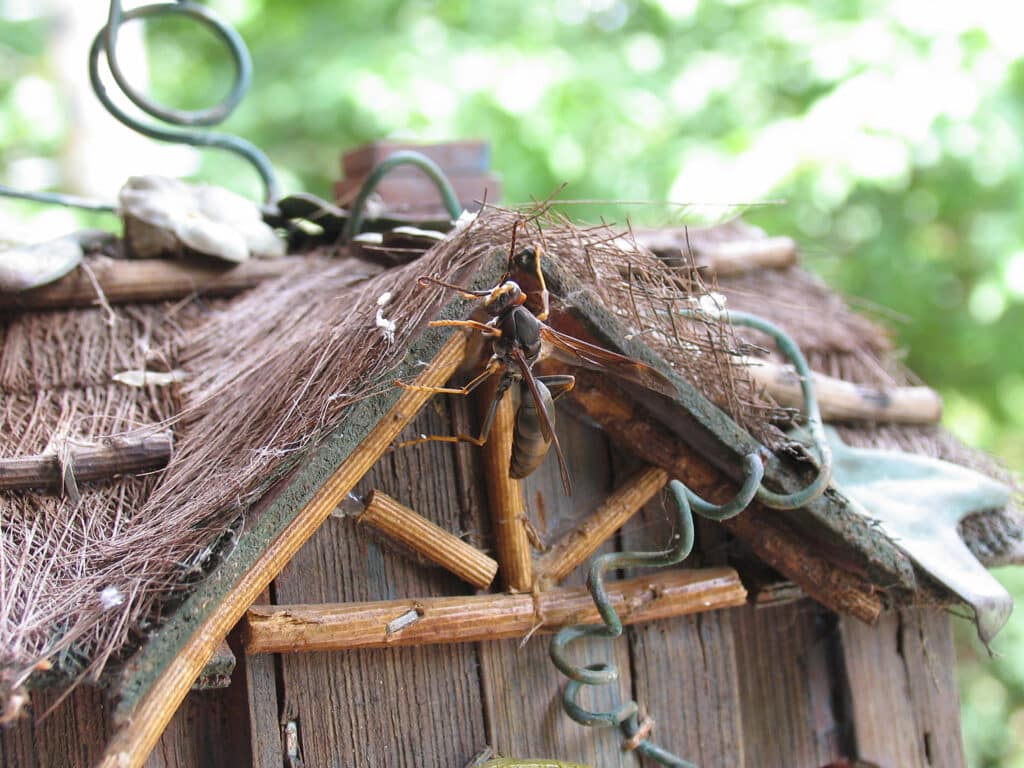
[509,379,555,480]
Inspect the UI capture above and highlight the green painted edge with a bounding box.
[112,249,508,719]
[540,257,916,590]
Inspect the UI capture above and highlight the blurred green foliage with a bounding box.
[1,0,1023,764]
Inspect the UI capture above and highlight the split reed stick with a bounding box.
[535,465,669,587]
[357,490,498,589]
[244,566,746,654]
[97,333,467,768]
[481,382,533,592]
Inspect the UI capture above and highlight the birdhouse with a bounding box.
[1,183,1019,768]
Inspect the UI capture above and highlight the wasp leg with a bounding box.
[395,370,514,450]
[428,319,502,337]
[537,373,575,400]
[531,242,551,321]
[394,432,488,449]
[395,357,502,396]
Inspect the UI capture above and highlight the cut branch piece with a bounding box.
[356,490,498,589]
[0,429,173,493]
[568,373,884,624]
[481,381,533,592]
[97,333,467,768]
[0,255,310,311]
[244,566,747,654]
[740,356,943,424]
[535,465,668,587]
[632,230,797,275]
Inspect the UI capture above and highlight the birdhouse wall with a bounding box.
[1,399,966,768]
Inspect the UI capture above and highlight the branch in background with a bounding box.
[740,356,943,424]
[0,429,173,495]
[0,256,309,311]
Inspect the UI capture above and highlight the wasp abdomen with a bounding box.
[509,379,554,480]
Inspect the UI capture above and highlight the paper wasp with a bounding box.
[398,224,677,495]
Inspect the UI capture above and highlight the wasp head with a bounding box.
[482,281,525,315]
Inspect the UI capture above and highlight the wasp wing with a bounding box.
[539,324,678,399]
[511,346,573,496]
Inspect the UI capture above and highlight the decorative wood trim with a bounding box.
[244,567,746,654]
[97,333,467,768]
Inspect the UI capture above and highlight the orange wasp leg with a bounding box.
[394,359,511,449]
[395,356,502,397]
[428,319,501,336]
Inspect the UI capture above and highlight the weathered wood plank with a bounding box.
[143,688,248,768]
[0,685,109,767]
[840,609,965,768]
[731,601,844,768]
[244,590,284,768]
[618,461,745,768]
[273,400,487,768]
[479,413,640,766]
[0,683,248,768]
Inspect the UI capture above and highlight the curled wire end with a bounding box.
[88,0,279,203]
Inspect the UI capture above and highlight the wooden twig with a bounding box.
[96,333,467,768]
[0,429,173,493]
[355,490,498,589]
[632,231,797,274]
[740,356,943,424]
[568,374,883,624]
[244,566,747,654]
[0,255,306,311]
[481,382,533,592]
[535,465,668,587]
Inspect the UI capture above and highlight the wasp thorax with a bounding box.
[483,281,525,315]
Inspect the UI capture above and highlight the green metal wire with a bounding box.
[0,0,278,210]
[341,150,464,241]
[549,309,832,766]
[680,307,833,509]
[90,0,279,202]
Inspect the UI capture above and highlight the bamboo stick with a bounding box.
[632,231,797,274]
[97,333,467,768]
[355,490,498,589]
[569,373,883,624]
[535,465,669,587]
[0,255,306,311]
[244,566,747,654]
[740,356,943,424]
[0,429,172,493]
[481,382,533,592]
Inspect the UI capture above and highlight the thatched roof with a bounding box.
[2,205,1019,716]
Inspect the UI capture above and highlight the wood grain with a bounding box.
[840,609,965,768]
[479,414,641,767]
[535,465,668,587]
[271,397,487,768]
[482,381,533,591]
[617,460,745,768]
[731,601,844,767]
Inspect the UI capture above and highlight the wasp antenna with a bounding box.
[419,275,491,297]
